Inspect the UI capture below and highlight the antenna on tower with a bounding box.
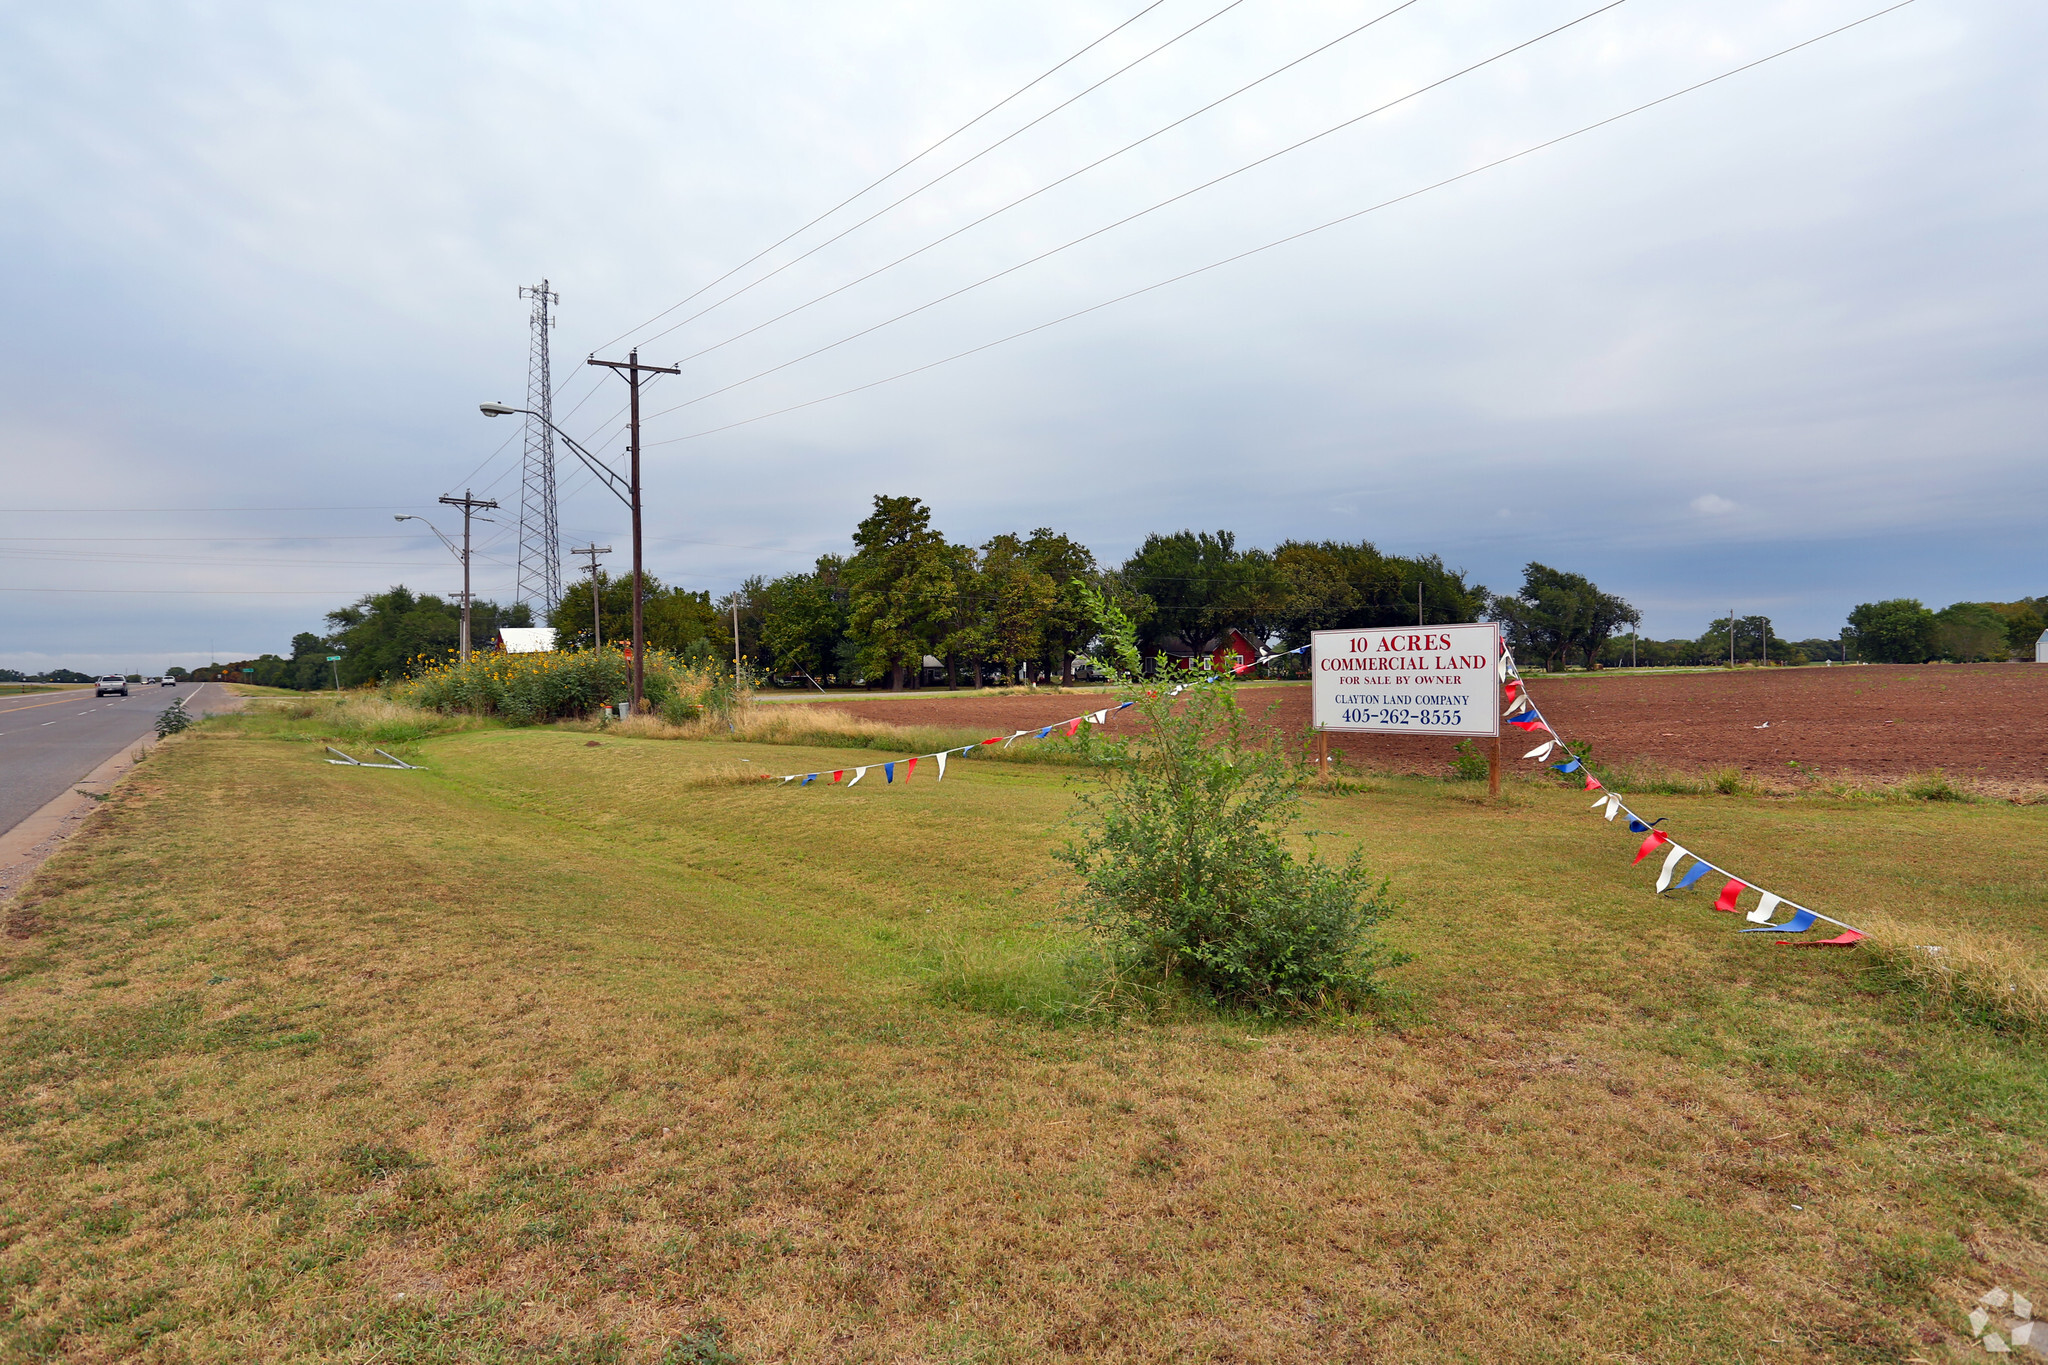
[515,280,563,615]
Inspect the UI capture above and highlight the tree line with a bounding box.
[216,493,2043,688]
[718,496,1493,688]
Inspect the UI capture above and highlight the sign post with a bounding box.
[327,655,342,692]
[1311,623,1503,790]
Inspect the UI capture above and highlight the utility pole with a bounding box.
[1730,607,1736,670]
[585,349,679,713]
[732,598,742,677]
[571,543,610,650]
[436,491,499,663]
[516,282,563,615]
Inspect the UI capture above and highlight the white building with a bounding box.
[498,628,558,654]
[2037,628,2047,664]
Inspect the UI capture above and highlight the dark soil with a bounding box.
[792,665,2048,781]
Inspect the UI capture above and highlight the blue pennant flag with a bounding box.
[1676,861,1715,891]
[1627,817,1667,834]
[1036,727,1051,739]
[1552,758,1582,774]
[1740,908,1818,934]
[800,774,816,786]
[884,762,895,783]
[1115,700,1134,710]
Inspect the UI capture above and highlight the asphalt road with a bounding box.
[0,682,232,837]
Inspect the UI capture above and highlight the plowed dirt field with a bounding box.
[794,664,2048,782]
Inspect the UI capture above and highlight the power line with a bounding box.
[595,0,1175,354]
[0,505,423,514]
[644,0,1626,423]
[646,0,1920,447]
[631,0,1258,353]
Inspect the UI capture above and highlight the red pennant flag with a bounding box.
[1712,879,1745,913]
[831,770,844,783]
[981,736,1001,746]
[905,757,917,781]
[1790,929,1864,947]
[1584,774,1602,791]
[1066,717,1082,737]
[1632,830,1671,865]
[1507,716,1547,732]
[1503,680,1522,702]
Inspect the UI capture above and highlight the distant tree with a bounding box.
[548,571,703,656]
[1269,541,1487,644]
[1024,527,1100,684]
[1487,564,1634,671]
[759,557,849,682]
[0,669,23,682]
[1119,530,1282,662]
[1934,602,2011,662]
[322,586,522,683]
[844,495,955,689]
[981,533,1057,683]
[2003,605,2046,660]
[1695,615,1796,667]
[1847,599,1938,664]
[935,542,993,687]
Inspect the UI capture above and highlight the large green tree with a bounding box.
[1117,531,1281,662]
[1268,541,1487,643]
[1488,564,1634,671]
[323,588,532,685]
[844,495,955,689]
[759,557,850,681]
[547,571,717,657]
[1933,601,2010,662]
[1024,528,1099,684]
[980,533,1057,683]
[1847,599,1938,664]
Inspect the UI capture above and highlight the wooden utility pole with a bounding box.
[586,349,679,713]
[570,543,610,651]
[435,491,498,663]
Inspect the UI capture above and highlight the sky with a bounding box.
[2,0,2042,673]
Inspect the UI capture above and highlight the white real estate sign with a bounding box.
[1311,623,1501,736]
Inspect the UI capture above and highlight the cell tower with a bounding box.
[515,280,562,614]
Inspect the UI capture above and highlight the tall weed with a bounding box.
[1059,672,1407,1018]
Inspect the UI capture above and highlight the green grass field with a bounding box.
[2,707,2044,1362]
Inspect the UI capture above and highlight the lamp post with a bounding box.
[482,387,670,712]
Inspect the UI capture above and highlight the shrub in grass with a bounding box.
[1449,739,1489,781]
[1898,770,1966,802]
[1058,669,1407,1017]
[153,700,193,739]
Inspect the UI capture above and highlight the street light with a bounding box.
[481,398,653,708]
[397,500,497,663]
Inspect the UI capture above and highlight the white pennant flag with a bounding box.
[1591,793,1610,810]
[1089,709,1108,725]
[934,751,948,782]
[847,766,867,786]
[1526,741,1555,762]
[1746,892,1783,924]
[1656,844,1688,893]
[1604,795,1623,821]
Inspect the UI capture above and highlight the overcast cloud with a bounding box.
[3,0,2042,672]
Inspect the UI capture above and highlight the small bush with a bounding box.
[1709,767,1754,796]
[153,701,193,739]
[1448,740,1489,782]
[1058,672,1407,1017]
[1898,770,1966,802]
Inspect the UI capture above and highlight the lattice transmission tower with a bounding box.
[515,280,562,614]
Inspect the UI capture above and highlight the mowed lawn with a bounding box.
[2,716,2046,1363]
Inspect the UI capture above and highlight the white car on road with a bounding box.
[96,675,129,697]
